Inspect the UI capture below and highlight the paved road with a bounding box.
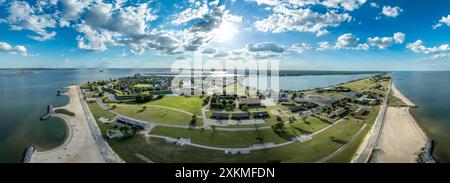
[353,80,392,163]
[77,86,123,163]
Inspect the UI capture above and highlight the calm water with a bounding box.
[0,69,166,162]
[393,72,450,162]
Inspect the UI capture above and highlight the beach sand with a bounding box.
[370,84,427,163]
[30,85,106,163]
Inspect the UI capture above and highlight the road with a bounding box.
[353,80,391,163]
[76,86,123,163]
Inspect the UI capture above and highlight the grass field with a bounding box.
[55,108,75,116]
[133,84,153,88]
[287,116,330,134]
[114,105,200,126]
[150,126,291,147]
[388,93,407,107]
[326,106,380,162]
[144,96,203,115]
[110,117,363,163]
[87,102,117,134]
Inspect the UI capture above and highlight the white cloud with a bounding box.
[381,6,403,17]
[0,41,28,56]
[172,2,209,25]
[393,32,405,43]
[370,2,379,8]
[367,32,405,49]
[255,7,351,36]
[202,47,217,54]
[246,42,285,53]
[291,43,312,53]
[317,33,368,51]
[213,51,229,57]
[407,40,450,54]
[316,41,332,51]
[335,33,369,50]
[432,15,450,29]
[320,0,367,11]
[6,1,57,41]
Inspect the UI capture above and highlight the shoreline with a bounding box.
[30,85,106,163]
[370,82,428,163]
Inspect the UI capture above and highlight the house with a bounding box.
[276,115,282,121]
[328,108,347,118]
[252,111,269,119]
[117,116,149,130]
[239,98,261,107]
[211,112,228,119]
[354,107,367,116]
[106,129,124,139]
[231,112,250,119]
[281,102,294,106]
[288,105,303,112]
[302,102,318,109]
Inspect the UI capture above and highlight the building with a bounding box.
[117,116,149,130]
[354,107,367,116]
[211,112,228,119]
[328,108,347,118]
[239,98,261,107]
[106,129,124,139]
[281,102,294,106]
[231,112,250,119]
[288,105,303,112]
[252,111,269,119]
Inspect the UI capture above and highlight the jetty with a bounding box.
[40,105,54,120]
[420,139,437,163]
[21,145,35,163]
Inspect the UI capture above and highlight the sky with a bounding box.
[0,0,449,71]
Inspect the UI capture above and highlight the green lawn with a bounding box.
[144,96,203,115]
[326,106,380,162]
[150,126,292,147]
[114,105,201,126]
[134,84,153,88]
[87,102,117,134]
[341,78,373,91]
[287,116,330,134]
[110,118,363,163]
[54,108,75,116]
[388,93,407,107]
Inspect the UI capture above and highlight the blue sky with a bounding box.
[0,0,449,70]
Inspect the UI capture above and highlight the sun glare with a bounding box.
[214,21,238,42]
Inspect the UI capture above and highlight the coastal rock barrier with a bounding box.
[40,105,54,120]
[21,145,35,163]
[418,139,437,163]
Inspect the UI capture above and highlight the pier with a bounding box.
[21,145,35,163]
[40,105,54,120]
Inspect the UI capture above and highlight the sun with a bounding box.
[213,21,238,42]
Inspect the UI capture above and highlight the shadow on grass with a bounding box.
[330,136,348,144]
[292,127,312,135]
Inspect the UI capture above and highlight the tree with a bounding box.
[241,104,249,111]
[288,116,295,127]
[112,105,117,109]
[190,115,197,125]
[273,122,285,132]
[136,93,153,103]
[142,106,147,111]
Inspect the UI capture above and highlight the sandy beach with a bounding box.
[30,85,106,163]
[370,83,427,163]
